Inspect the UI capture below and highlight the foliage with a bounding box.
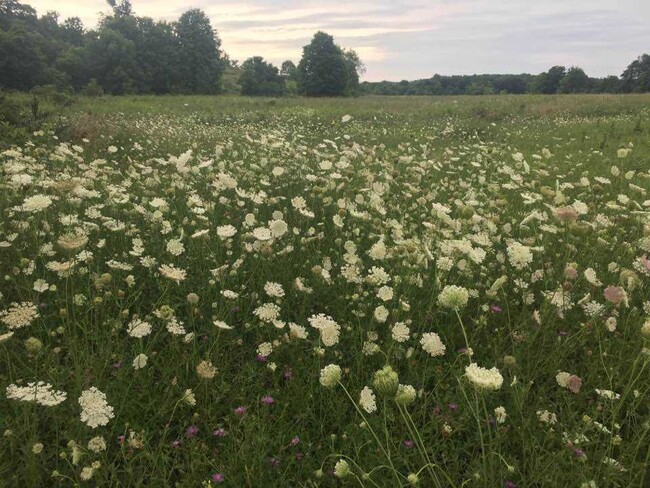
[238,57,285,97]
[175,8,224,94]
[361,55,650,96]
[558,67,591,93]
[620,54,650,93]
[297,31,361,96]
[0,0,223,95]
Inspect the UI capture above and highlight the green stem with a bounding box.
[338,382,403,486]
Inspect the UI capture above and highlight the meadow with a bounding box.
[0,94,649,487]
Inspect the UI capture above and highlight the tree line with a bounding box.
[1,0,649,97]
[361,61,650,96]
[0,0,362,97]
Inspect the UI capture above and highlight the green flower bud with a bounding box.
[373,365,399,397]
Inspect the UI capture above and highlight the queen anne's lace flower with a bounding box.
[159,264,187,282]
[359,386,377,413]
[0,302,38,330]
[78,387,114,428]
[420,332,446,357]
[438,285,469,310]
[308,314,341,347]
[465,363,503,391]
[507,242,533,269]
[319,364,341,388]
[6,382,67,406]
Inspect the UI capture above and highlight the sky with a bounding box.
[26,0,650,82]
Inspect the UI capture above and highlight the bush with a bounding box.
[82,79,104,97]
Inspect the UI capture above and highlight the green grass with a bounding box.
[0,94,649,487]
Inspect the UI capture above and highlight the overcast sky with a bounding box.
[27,0,650,81]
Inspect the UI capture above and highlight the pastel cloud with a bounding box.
[25,0,650,81]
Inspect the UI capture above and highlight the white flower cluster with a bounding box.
[308,314,341,347]
[319,364,342,388]
[507,241,533,270]
[78,387,114,428]
[0,302,39,330]
[420,332,446,357]
[438,285,469,310]
[465,363,504,391]
[6,382,67,406]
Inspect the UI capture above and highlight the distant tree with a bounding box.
[343,49,364,95]
[238,56,284,96]
[87,28,139,94]
[280,60,297,80]
[81,78,104,96]
[534,65,566,94]
[558,67,590,93]
[106,0,133,17]
[56,46,89,90]
[595,75,621,93]
[135,18,181,93]
[0,0,38,30]
[620,54,650,93]
[297,31,350,96]
[60,17,84,45]
[175,9,223,94]
[493,75,528,94]
[0,24,46,89]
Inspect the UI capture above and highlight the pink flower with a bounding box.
[567,375,582,394]
[490,304,502,313]
[261,396,275,405]
[604,285,626,305]
[234,406,247,416]
[211,473,224,483]
[564,267,578,280]
[639,255,650,273]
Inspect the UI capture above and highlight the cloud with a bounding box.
[25,0,650,81]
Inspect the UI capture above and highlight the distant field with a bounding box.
[1,94,649,487]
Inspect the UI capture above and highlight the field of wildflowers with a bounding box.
[1,94,649,487]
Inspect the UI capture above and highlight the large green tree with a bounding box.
[620,54,650,93]
[297,31,357,96]
[558,66,590,93]
[238,56,284,96]
[533,65,566,94]
[175,9,223,94]
[280,60,297,81]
